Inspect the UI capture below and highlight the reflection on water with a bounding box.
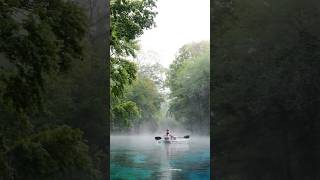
[110,135,210,180]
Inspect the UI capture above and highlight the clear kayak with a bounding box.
[155,136,190,144]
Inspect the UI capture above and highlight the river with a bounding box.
[110,135,210,180]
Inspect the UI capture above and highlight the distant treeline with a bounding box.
[213,0,320,179]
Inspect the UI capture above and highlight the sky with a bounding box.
[137,0,210,68]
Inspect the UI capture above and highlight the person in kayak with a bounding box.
[165,129,175,140]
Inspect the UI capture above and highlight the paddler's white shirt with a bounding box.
[164,134,175,139]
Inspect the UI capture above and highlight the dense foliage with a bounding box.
[126,74,163,132]
[213,0,320,179]
[139,62,166,91]
[111,66,164,132]
[110,0,159,132]
[0,0,107,179]
[110,0,157,96]
[167,41,210,134]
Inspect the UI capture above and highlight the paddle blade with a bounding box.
[184,135,190,139]
[155,136,162,140]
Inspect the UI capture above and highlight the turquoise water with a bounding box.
[110,135,210,180]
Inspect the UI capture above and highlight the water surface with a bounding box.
[110,135,210,180]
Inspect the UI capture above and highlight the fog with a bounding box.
[111,99,210,136]
[110,135,210,147]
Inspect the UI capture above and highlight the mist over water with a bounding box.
[111,99,210,179]
[114,99,209,136]
[110,135,210,180]
[111,80,210,179]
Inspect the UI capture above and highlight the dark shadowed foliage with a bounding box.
[212,0,320,179]
[0,0,108,179]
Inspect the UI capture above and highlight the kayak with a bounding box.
[161,138,189,144]
[155,135,190,144]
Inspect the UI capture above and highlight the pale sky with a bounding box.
[137,0,210,68]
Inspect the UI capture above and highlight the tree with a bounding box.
[167,41,210,134]
[111,72,163,132]
[0,1,102,179]
[126,75,163,132]
[110,0,157,97]
[110,0,158,131]
[0,0,87,115]
[139,62,167,91]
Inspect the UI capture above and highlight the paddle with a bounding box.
[155,136,162,140]
[172,135,190,139]
[176,135,190,139]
